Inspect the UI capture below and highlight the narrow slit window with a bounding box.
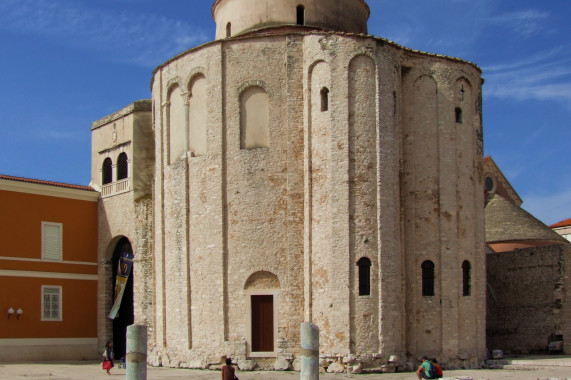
[455,107,463,124]
[462,260,471,296]
[320,87,329,112]
[357,257,372,296]
[226,22,232,38]
[297,5,305,25]
[421,260,435,296]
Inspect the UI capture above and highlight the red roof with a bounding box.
[0,174,96,192]
[550,217,571,228]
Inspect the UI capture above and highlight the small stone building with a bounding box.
[484,157,571,355]
[91,0,486,371]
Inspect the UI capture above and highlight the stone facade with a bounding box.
[93,0,486,371]
[487,244,571,354]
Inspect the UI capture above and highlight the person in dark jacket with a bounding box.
[222,357,237,380]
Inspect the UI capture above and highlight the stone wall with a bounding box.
[144,29,484,370]
[487,244,571,354]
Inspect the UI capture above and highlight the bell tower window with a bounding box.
[226,22,231,38]
[117,152,128,180]
[102,158,113,185]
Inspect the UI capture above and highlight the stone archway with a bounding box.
[110,236,134,360]
[244,271,280,356]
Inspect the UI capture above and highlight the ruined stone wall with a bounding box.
[487,244,570,354]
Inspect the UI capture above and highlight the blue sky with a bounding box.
[0,0,569,225]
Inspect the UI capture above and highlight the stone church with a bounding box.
[91,0,485,371]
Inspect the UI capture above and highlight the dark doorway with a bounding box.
[251,295,274,352]
[111,237,134,360]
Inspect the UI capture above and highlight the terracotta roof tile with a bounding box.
[550,217,571,228]
[0,174,96,192]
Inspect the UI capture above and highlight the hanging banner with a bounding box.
[108,252,134,320]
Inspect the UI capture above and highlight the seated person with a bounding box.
[416,355,436,379]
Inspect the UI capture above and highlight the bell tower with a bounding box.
[212,0,370,39]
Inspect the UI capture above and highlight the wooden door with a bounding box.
[251,295,274,352]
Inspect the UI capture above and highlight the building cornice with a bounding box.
[0,176,99,202]
[91,99,152,131]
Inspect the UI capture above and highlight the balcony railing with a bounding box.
[101,178,131,198]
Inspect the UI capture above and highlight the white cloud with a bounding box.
[487,9,549,38]
[0,0,209,67]
[483,48,571,106]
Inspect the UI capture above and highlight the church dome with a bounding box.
[212,0,370,39]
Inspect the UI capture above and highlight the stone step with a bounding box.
[484,356,571,370]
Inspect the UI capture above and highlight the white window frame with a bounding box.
[42,222,63,261]
[41,285,63,321]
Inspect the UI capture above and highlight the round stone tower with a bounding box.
[139,0,486,372]
[213,0,370,39]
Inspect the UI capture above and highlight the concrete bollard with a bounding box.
[126,324,147,380]
[300,322,319,380]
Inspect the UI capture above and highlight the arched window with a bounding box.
[188,74,207,156]
[297,5,305,25]
[462,260,471,296]
[240,86,269,149]
[320,87,329,112]
[357,257,372,296]
[117,152,128,180]
[102,158,113,185]
[455,107,463,123]
[168,84,185,163]
[226,22,232,38]
[421,260,435,296]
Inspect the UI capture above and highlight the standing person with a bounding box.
[432,358,443,378]
[221,357,238,380]
[416,355,436,379]
[102,341,114,375]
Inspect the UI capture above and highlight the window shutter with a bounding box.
[43,223,62,261]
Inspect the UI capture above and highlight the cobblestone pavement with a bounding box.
[1,361,570,380]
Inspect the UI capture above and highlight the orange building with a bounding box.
[0,175,99,361]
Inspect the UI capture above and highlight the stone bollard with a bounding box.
[300,322,319,380]
[126,324,147,380]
